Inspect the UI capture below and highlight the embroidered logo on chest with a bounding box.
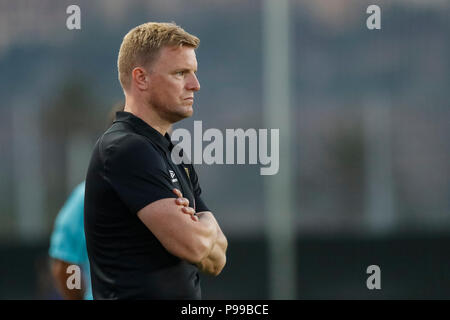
[169,170,178,183]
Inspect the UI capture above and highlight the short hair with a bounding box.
[117,22,200,90]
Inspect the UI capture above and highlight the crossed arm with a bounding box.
[137,189,227,276]
[194,213,227,276]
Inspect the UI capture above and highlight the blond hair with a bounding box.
[117,22,200,90]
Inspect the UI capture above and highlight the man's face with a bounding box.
[146,45,200,123]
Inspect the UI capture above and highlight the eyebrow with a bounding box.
[173,66,197,73]
[175,68,197,72]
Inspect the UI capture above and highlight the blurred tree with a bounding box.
[40,75,105,231]
[326,120,365,228]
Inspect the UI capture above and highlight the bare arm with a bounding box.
[137,197,218,264]
[50,259,85,300]
[195,216,228,276]
[171,189,228,276]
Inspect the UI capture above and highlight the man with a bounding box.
[49,103,124,300]
[49,181,92,300]
[84,22,227,299]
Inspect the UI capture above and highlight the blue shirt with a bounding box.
[49,182,92,300]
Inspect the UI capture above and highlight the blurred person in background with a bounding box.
[48,103,124,300]
[84,22,227,300]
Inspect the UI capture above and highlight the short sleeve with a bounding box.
[49,182,88,265]
[187,164,210,213]
[102,134,176,214]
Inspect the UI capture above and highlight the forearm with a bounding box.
[196,222,228,276]
[138,200,219,264]
[194,211,219,261]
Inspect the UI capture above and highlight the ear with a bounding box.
[131,67,149,90]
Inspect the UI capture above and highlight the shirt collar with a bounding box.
[114,111,174,152]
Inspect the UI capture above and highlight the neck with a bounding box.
[124,96,170,136]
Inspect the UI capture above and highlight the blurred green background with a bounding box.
[0,0,449,299]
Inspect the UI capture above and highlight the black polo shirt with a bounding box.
[84,111,209,300]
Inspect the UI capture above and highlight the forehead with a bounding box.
[154,45,197,70]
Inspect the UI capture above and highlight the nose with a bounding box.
[186,73,200,92]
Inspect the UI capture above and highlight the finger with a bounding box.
[175,197,189,207]
[172,188,183,198]
[182,206,196,216]
[182,207,198,222]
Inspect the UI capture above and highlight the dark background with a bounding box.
[0,0,449,299]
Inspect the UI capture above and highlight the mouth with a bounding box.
[183,97,194,105]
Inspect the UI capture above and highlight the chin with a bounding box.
[180,110,193,120]
[181,105,194,117]
[170,108,193,123]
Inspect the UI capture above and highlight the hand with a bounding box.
[172,188,198,221]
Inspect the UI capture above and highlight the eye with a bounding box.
[176,71,185,76]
